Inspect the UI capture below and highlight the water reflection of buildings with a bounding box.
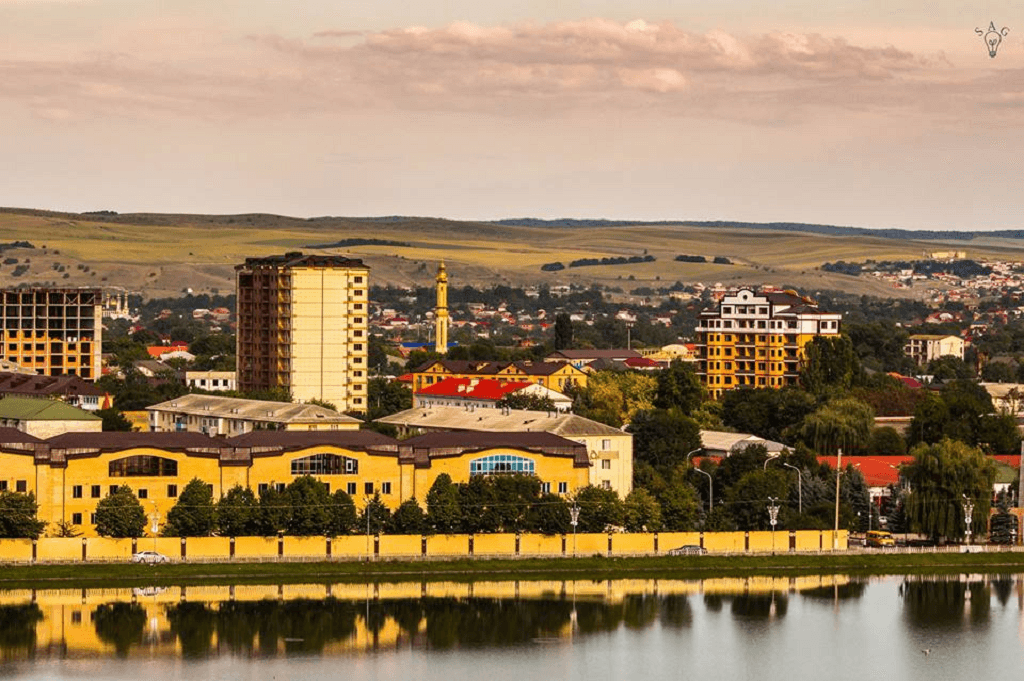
[1,576,857,661]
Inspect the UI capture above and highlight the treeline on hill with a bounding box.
[821,259,995,278]
[541,255,655,271]
[0,241,34,253]
[674,255,732,264]
[304,238,410,249]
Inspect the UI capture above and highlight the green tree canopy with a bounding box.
[0,491,46,539]
[554,312,574,351]
[285,476,332,536]
[800,335,863,396]
[425,473,461,534]
[798,397,875,455]
[903,439,996,542]
[216,485,259,537]
[163,478,215,537]
[390,498,426,534]
[573,485,624,532]
[623,488,663,532]
[359,493,392,535]
[653,360,704,414]
[94,486,147,538]
[628,408,702,474]
[330,490,358,536]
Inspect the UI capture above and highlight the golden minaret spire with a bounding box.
[434,260,449,354]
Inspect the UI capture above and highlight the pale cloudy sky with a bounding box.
[1,0,1021,229]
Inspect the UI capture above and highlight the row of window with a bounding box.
[0,480,27,492]
[258,481,392,496]
[72,484,180,499]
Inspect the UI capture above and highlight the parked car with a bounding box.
[667,545,707,556]
[130,551,170,564]
[866,531,895,547]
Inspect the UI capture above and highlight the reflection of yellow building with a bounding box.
[696,289,842,399]
[0,429,590,537]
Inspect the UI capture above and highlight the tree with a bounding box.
[867,426,907,456]
[285,476,332,536]
[366,378,413,421]
[163,478,215,537]
[573,486,624,532]
[572,370,656,428]
[390,499,426,534]
[903,439,996,542]
[216,485,259,537]
[800,335,863,396]
[0,491,46,538]
[425,474,461,533]
[94,486,147,538]
[798,398,875,454]
[653,360,704,414]
[359,493,392,535]
[495,392,556,412]
[329,490,358,535]
[990,496,1019,544]
[554,313,574,351]
[926,356,973,381]
[255,484,290,535]
[528,493,571,534]
[721,387,816,443]
[657,478,700,531]
[977,413,1022,455]
[623,488,663,532]
[724,469,789,530]
[628,408,702,473]
[96,408,134,432]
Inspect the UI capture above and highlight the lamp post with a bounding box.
[782,463,802,515]
[569,502,580,558]
[833,448,843,550]
[962,494,974,546]
[686,449,713,518]
[768,496,780,555]
[763,453,781,470]
[149,501,160,552]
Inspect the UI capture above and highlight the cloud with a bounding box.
[0,17,1014,126]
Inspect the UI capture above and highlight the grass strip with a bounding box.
[2,552,1024,589]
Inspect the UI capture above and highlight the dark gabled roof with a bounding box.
[0,372,106,397]
[236,252,368,271]
[547,349,642,360]
[0,427,45,454]
[47,431,221,451]
[765,291,809,306]
[227,430,399,450]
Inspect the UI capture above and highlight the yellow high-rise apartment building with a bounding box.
[696,288,841,398]
[1,288,102,380]
[236,253,369,413]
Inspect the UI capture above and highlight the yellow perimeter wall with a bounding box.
[0,531,848,563]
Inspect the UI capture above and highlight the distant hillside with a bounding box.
[492,218,1024,242]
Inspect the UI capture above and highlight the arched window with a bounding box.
[469,454,535,476]
[290,453,358,476]
[109,456,178,477]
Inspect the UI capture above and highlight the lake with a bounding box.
[1,574,1021,680]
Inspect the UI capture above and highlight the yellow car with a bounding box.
[866,531,895,547]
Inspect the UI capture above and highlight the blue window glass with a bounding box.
[469,454,535,476]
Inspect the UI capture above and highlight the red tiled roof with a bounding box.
[624,357,661,368]
[416,377,533,400]
[993,455,1021,468]
[818,455,912,488]
[146,344,189,358]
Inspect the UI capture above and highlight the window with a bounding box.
[109,455,178,477]
[601,460,612,470]
[541,482,551,494]
[291,453,358,476]
[71,513,82,525]
[0,481,6,491]
[91,485,101,498]
[72,485,83,499]
[109,485,119,496]
[71,611,82,624]
[558,482,568,494]
[364,482,374,495]
[469,454,535,476]
[275,483,286,493]
[347,482,357,495]
[602,481,612,490]
[353,276,363,284]
[90,513,96,524]
[167,484,178,498]
[381,482,392,494]
[16,480,26,493]
[137,489,148,499]
[258,483,268,494]
[353,344,363,351]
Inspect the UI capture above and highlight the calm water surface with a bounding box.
[2,575,1023,680]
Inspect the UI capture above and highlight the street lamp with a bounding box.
[962,494,975,546]
[767,496,780,555]
[782,462,802,515]
[834,448,843,550]
[569,502,580,558]
[763,453,781,471]
[686,449,713,518]
[148,501,160,552]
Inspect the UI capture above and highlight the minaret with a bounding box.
[434,261,449,354]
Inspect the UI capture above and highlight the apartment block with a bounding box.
[696,288,841,398]
[236,253,369,413]
[1,288,102,380]
[904,334,964,366]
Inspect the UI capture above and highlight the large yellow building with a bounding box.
[1,287,102,380]
[0,428,590,537]
[236,253,369,413]
[411,359,587,393]
[696,289,841,398]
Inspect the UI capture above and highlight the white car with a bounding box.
[130,551,170,564]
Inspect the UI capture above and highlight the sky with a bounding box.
[1,0,1022,230]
